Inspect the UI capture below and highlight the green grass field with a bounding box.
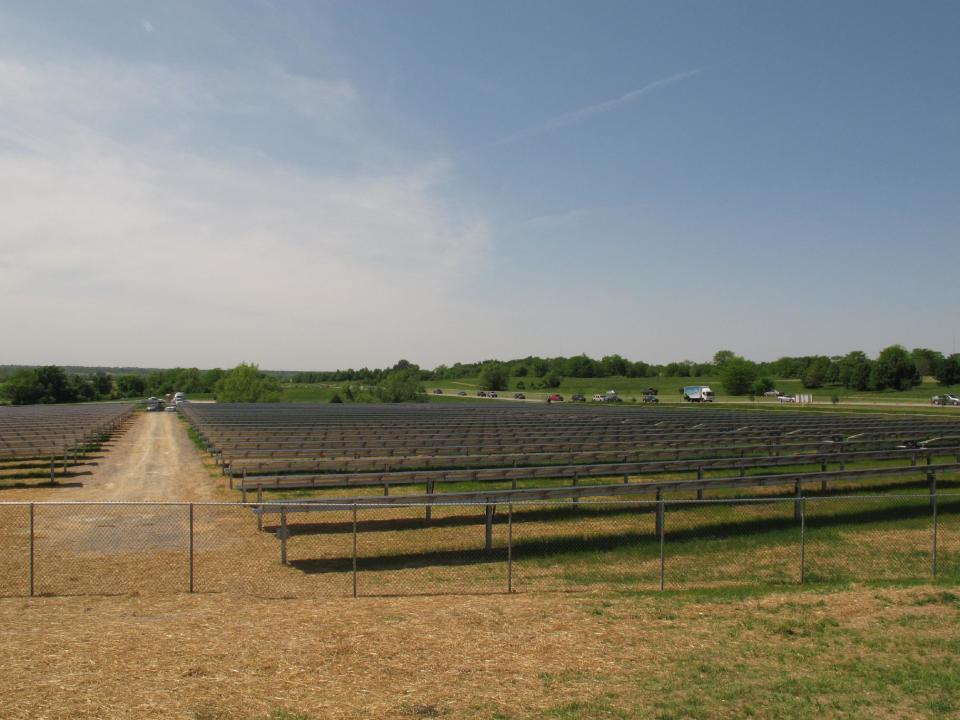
[272,374,960,407]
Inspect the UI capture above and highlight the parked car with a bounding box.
[642,387,658,396]
[763,389,782,398]
[642,394,659,403]
[592,392,622,403]
[778,395,798,403]
[932,394,960,406]
[477,390,487,397]
[571,393,586,402]
[433,388,443,394]
[513,392,526,400]
[488,391,498,398]
[457,391,467,396]
[164,405,177,412]
[548,393,563,402]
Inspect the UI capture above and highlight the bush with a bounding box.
[515,381,525,390]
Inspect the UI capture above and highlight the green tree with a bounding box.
[933,354,960,385]
[801,357,833,389]
[910,348,944,377]
[478,362,509,391]
[713,350,737,369]
[116,375,147,398]
[0,368,46,405]
[837,351,872,390]
[752,377,775,395]
[375,367,425,402]
[214,363,282,402]
[721,358,757,395]
[871,345,921,391]
[600,354,628,377]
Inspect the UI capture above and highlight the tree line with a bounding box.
[2,346,958,405]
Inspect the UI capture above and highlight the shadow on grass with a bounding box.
[0,479,86,490]
[281,498,960,575]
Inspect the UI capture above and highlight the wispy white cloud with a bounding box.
[0,56,490,368]
[475,68,702,151]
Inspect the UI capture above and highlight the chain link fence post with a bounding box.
[658,499,665,591]
[188,503,194,593]
[507,503,513,594]
[930,473,938,578]
[28,503,35,597]
[799,497,806,585]
[352,504,358,598]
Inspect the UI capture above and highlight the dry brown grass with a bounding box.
[1,585,958,719]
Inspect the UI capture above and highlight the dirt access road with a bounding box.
[5,411,217,503]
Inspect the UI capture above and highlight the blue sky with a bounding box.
[0,1,957,369]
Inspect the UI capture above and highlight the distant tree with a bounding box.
[837,351,873,391]
[801,357,833,389]
[542,373,562,389]
[565,354,600,378]
[600,354,628,377]
[870,345,921,391]
[478,362,509,391]
[375,366,425,403]
[92,372,113,397]
[911,348,945,377]
[329,393,343,403]
[720,358,757,396]
[752,377,775,396]
[115,374,147,398]
[934,354,960,386]
[214,363,282,402]
[713,350,737,369]
[0,369,47,405]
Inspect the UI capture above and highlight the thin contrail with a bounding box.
[471,68,702,152]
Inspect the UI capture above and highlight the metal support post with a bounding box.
[658,500,665,592]
[28,504,35,597]
[929,473,938,577]
[188,504,194,593]
[572,474,579,508]
[507,503,513,593]
[794,482,803,522]
[799,498,806,584]
[279,509,288,565]
[484,503,494,554]
[425,480,434,522]
[655,490,663,537]
[256,484,263,531]
[352,505,358,598]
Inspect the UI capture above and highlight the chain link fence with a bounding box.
[1,493,957,598]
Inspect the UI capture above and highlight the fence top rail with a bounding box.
[0,491,957,509]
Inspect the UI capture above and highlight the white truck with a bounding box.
[683,385,715,402]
